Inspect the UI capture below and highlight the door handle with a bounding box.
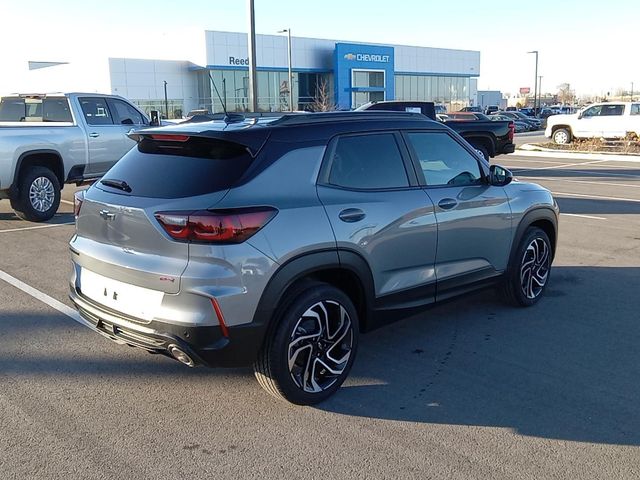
[438,198,458,210]
[338,208,366,223]
[89,132,100,138]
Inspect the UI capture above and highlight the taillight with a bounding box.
[508,121,515,141]
[73,190,85,218]
[155,208,277,244]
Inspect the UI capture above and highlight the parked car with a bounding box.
[485,105,500,115]
[518,108,536,117]
[459,106,484,113]
[357,101,515,161]
[538,108,555,119]
[357,100,435,119]
[0,92,152,221]
[545,102,640,144]
[491,114,529,133]
[69,111,558,404]
[447,112,492,121]
[492,111,541,130]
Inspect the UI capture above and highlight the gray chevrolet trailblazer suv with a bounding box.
[69,112,558,405]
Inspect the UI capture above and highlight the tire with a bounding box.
[503,227,552,307]
[11,166,61,222]
[553,128,571,145]
[472,144,490,162]
[254,282,359,405]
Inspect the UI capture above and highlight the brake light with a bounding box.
[150,134,190,142]
[155,208,277,244]
[73,190,85,218]
[508,121,515,141]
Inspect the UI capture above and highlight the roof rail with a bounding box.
[271,110,427,126]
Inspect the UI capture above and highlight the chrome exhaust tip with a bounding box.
[168,345,195,367]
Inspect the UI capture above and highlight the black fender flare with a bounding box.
[250,248,376,340]
[461,134,497,157]
[12,149,65,193]
[509,207,558,267]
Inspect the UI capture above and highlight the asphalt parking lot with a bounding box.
[1,152,639,479]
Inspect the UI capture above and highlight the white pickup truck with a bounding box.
[0,93,153,221]
[545,102,640,144]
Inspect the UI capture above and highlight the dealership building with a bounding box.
[109,30,480,117]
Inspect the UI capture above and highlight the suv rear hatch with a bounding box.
[71,128,267,313]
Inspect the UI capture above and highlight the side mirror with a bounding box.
[149,110,161,127]
[489,164,513,186]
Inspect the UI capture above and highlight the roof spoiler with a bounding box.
[127,128,271,158]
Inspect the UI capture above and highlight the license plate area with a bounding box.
[80,268,164,322]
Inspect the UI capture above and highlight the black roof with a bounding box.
[138,111,444,156]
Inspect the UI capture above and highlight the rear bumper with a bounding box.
[69,286,267,368]
[501,143,516,154]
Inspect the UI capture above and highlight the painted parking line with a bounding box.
[0,269,88,327]
[61,199,74,206]
[551,191,640,203]
[0,222,74,234]
[512,160,609,171]
[524,177,640,189]
[560,213,607,220]
[513,149,640,162]
[512,168,640,179]
[506,158,595,165]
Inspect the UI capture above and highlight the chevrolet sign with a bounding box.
[344,53,390,63]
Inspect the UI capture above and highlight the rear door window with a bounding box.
[98,136,254,198]
[600,104,624,116]
[79,97,114,125]
[327,133,409,190]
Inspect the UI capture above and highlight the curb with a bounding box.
[514,144,640,162]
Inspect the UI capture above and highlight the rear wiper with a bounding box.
[100,178,132,193]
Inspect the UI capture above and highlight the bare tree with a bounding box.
[310,78,336,112]
[557,83,575,104]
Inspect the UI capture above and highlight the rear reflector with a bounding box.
[210,298,229,338]
[155,207,277,244]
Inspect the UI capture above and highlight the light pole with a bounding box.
[247,0,258,112]
[527,50,538,113]
[538,75,543,109]
[163,80,168,119]
[278,29,294,111]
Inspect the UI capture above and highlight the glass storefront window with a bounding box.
[393,74,474,111]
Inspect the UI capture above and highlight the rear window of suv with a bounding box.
[98,136,254,198]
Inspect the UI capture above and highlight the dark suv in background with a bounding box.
[69,112,558,405]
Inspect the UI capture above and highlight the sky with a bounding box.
[1,0,639,98]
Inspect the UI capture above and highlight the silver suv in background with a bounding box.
[69,112,558,405]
